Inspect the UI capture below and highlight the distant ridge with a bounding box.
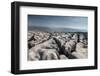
[28,25,87,32]
[28,26,52,32]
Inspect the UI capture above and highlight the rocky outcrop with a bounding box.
[28,31,88,61]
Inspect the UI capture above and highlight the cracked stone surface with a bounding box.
[28,31,88,61]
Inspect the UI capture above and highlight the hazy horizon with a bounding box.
[28,15,88,32]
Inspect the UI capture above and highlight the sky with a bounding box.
[28,15,88,32]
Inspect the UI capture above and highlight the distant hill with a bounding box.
[28,25,87,32]
[28,26,52,32]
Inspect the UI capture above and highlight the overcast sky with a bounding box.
[28,15,88,32]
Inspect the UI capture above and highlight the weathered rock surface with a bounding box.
[28,31,88,61]
[60,55,68,59]
[72,51,87,59]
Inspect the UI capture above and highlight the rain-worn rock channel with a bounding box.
[28,31,88,61]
